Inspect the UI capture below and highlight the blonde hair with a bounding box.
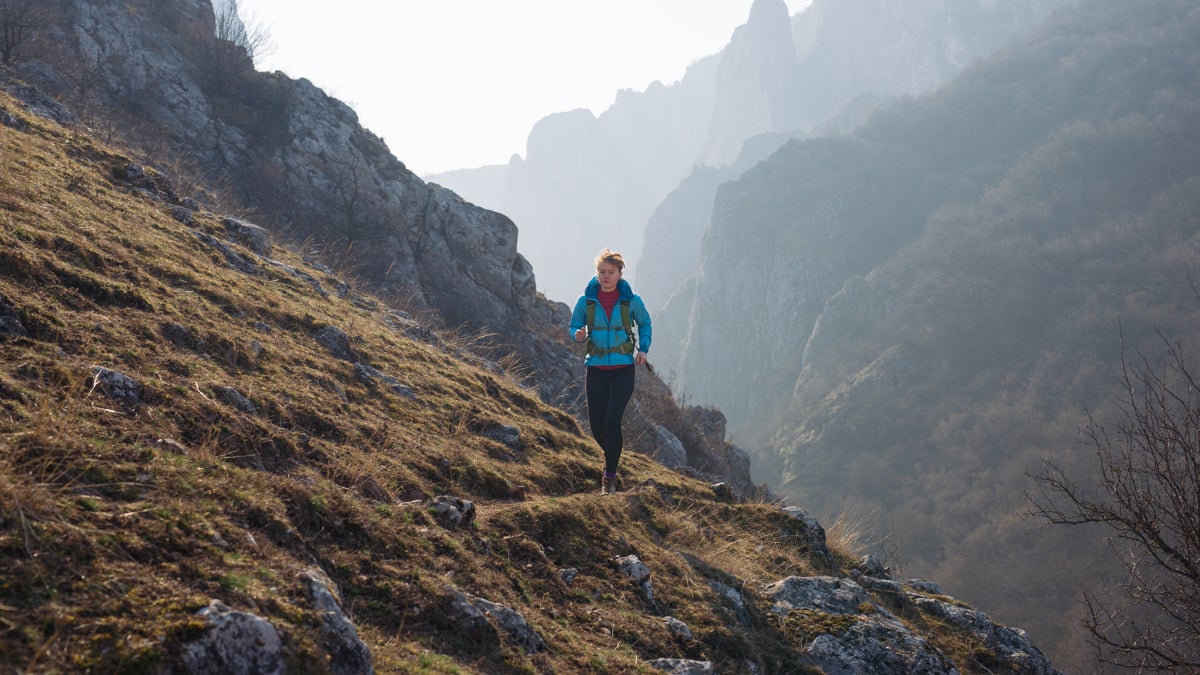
[594,248,626,272]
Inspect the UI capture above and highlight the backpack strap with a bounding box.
[585,299,636,358]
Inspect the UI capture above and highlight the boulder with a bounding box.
[651,425,688,468]
[301,569,374,675]
[222,217,272,256]
[180,600,284,675]
[662,616,694,640]
[481,423,520,448]
[0,294,28,339]
[426,495,475,529]
[781,507,829,560]
[464,592,546,654]
[219,387,258,416]
[314,325,356,362]
[89,366,141,406]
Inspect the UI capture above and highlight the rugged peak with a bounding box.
[699,0,797,166]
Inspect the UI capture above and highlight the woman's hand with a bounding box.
[635,351,647,366]
[574,328,588,342]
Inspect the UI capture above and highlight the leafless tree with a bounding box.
[213,0,272,67]
[1030,331,1200,671]
[0,0,51,64]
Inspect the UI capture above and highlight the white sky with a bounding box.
[234,0,812,176]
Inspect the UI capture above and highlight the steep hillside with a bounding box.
[0,91,1060,673]
[666,0,1200,667]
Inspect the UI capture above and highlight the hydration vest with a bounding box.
[585,298,636,358]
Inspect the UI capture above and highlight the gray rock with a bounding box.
[482,423,520,448]
[89,366,141,406]
[314,325,356,362]
[354,364,415,398]
[0,109,25,131]
[559,568,578,586]
[615,554,655,607]
[646,659,714,674]
[161,322,194,349]
[171,205,195,224]
[651,425,688,468]
[427,495,475,529]
[911,596,1062,674]
[806,618,958,675]
[857,554,888,578]
[300,569,374,675]
[615,555,651,584]
[180,600,284,675]
[905,579,943,595]
[445,587,495,642]
[0,294,28,339]
[4,83,77,127]
[663,616,694,640]
[219,387,258,416]
[709,580,751,625]
[765,576,875,617]
[464,592,546,654]
[222,217,272,257]
[194,232,260,276]
[781,507,829,560]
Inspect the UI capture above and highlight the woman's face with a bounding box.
[597,261,622,292]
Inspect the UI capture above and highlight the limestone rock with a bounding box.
[781,506,829,560]
[709,580,751,625]
[180,600,284,675]
[646,659,714,674]
[89,366,141,406]
[464,592,546,654]
[805,618,958,675]
[911,595,1062,674]
[300,569,374,675]
[427,495,475,529]
[219,387,258,416]
[0,294,28,339]
[481,423,520,448]
[765,576,875,617]
[222,217,272,257]
[663,616,694,640]
[651,425,688,468]
[354,364,415,398]
[314,325,356,362]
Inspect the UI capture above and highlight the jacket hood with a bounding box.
[584,277,634,301]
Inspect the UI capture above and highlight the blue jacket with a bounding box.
[568,277,652,367]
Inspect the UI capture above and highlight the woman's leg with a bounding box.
[600,366,636,473]
[585,367,610,451]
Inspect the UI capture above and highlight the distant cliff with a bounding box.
[662,0,1200,667]
[433,0,1063,302]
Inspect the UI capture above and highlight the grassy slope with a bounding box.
[1,91,995,674]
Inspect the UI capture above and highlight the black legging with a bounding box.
[585,365,635,473]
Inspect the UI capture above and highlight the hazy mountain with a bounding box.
[666,0,1200,666]
[433,0,1064,302]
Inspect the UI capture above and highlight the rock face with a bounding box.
[15,0,536,338]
